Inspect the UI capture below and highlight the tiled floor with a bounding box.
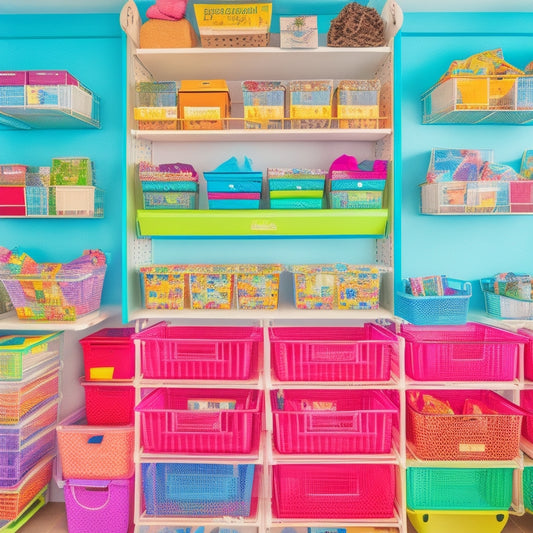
[13,505,533,533]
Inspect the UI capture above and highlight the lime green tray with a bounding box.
[136,209,389,237]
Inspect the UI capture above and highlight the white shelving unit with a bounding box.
[123,1,403,531]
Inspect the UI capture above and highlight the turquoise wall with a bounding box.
[397,12,533,314]
[0,15,123,306]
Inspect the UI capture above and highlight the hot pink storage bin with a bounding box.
[520,389,533,444]
[272,463,396,519]
[271,389,397,454]
[133,322,262,380]
[401,322,526,382]
[269,324,398,382]
[0,72,28,86]
[64,476,133,533]
[79,328,135,381]
[518,328,533,380]
[81,380,135,426]
[136,387,263,454]
[27,70,78,86]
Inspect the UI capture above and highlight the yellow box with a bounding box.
[178,80,231,130]
[407,508,508,533]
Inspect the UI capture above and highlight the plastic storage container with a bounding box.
[133,322,262,380]
[337,79,381,129]
[0,454,53,520]
[289,80,333,129]
[56,423,134,480]
[407,389,525,460]
[0,362,59,425]
[271,389,398,454]
[481,278,533,320]
[272,463,396,519]
[407,509,509,533]
[401,322,525,382]
[269,324,398,382]
[64,476,134,533]
[519,389,533,444]
[142,462,257,517]
[242,81,285,129]
[396,278,472,325]
[134,81,178,130]
[0,333,61,381]
[136,388,262,454]
[406,466,513,510]
[81,380,135,426]
[519,328,533,380]
[79,328,135,381]
[524,466,533,513]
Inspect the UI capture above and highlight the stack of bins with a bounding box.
[267,168,326,209]
[0,333,61,527]
[268,324,401,524]
[56,328,136,533]
[400,323,528,533]
[133,322,264,530]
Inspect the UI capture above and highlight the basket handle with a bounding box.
[70,483,112,511]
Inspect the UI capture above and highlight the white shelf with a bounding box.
[404,378,520,390]
[0,307,115,331]
[268,514,403,529]
[270,450,401,465]
[132,128,391,143]
[136,46,391,82]
[129,306,395,322]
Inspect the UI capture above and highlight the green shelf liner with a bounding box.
[136,208,388,237]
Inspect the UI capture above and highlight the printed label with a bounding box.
[459,443,486,452]
[183,106,221,120]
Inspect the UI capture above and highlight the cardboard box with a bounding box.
[178,80,230,130]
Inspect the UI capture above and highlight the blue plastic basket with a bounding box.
[206,180,262,193]
[395,278,472,325]
[142,463,256,517]
[481,278,533,320]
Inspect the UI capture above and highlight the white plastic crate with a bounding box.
[49,186,103,217]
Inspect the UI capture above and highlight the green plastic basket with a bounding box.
[407,467,513,511]
[524,467,533,512]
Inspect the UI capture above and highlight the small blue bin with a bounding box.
[204,172,263,194]
[395,278,472,325]
[142,463,256,517]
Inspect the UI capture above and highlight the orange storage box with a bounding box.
[178,80,230,130]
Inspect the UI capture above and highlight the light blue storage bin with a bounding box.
[206,181,262,193]
[0,86,24,106]
[208,199,260,210]
[330,179,386,191]
[25,187,48,216]
[142,462,256,517]
[270,198,323,209]
[141,181,198,192]
[269,179,325,191]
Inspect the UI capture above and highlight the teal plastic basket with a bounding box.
[481,279,533,320]
[524,466,533,512]
[395,278,471,325]
[407,467,513,511]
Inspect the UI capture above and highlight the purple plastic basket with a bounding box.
[64,477,133,533]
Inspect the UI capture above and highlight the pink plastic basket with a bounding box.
[64,476,133,533]
[520,390,533,444]
[81,380,135,426]
[269,324,398,382]
[79,328,135,381]
[136,388,263,454]
[133,322,262,380]
[401,322,526,382]
[272,463,396,519]
[271,389,397,454]
[407,389,526,461]
[519,328,533,380]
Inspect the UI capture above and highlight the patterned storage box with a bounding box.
[242,81,285,129]
[235,264,282,310]
[140,265,188,310]
[407,389,526,461]
[329,189,384,209]
[142,191,198,210]
[337,79,381,129]
[289,80,333,129]
[289,263,382,310]
[50,157,93,186]
[135,81,177,130]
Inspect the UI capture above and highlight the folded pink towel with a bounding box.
[146,0,187,21]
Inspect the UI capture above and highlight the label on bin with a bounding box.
[459,443,485,452]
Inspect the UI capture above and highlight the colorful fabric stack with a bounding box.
[267,168,326,209]
[138,161,198,210]
[327,154,388,209]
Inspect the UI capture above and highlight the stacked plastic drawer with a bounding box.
[0,333,61,527]
[56,328,136,533]
[268,324,401,526]
[133,322,264,531]
[401,323,528,533]
[267,168,326,209]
